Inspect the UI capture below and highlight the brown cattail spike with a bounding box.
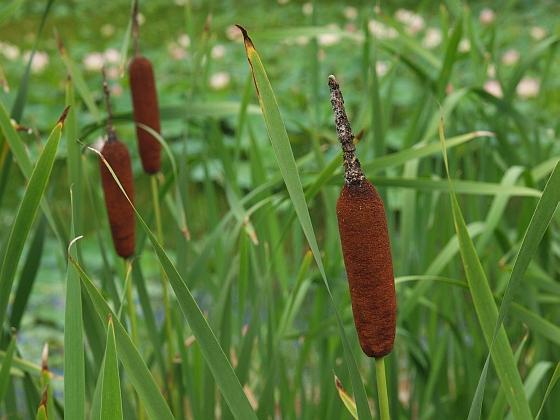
[330,75,396,358]
[129,1,162,174]
[100,68,136,259]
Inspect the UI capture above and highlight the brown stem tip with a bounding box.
[328,75,364,185]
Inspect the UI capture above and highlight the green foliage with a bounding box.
[1,1,560,419]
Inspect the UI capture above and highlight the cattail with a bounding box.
[129,0,162,174]
[100,67,136,259]
[329,75,396,358]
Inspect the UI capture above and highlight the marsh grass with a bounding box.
[1,0,560,419]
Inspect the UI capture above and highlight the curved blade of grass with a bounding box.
[237,25,372,420]
[368,177,540,196]
[0,107,67,331]
[439,119,532,419]
[69,251,174,420]
[101,315,123,420]
[0,100,65,256]
[335,373,358,420]
[88,146,257,419]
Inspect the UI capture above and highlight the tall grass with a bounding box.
[1,1,560,419]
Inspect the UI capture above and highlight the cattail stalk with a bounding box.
[129,0,162,174]
[329,75,396,359]
[99,68,136,259]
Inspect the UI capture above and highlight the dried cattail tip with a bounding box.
[100,68,136,259]
[329,75,396,358]
[129,2,162,174]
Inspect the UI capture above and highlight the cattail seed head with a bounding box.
[336,180,396,357]
[129,55,162,174]
[99,137,136,259]
[329,74,396,358]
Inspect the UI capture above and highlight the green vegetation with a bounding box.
[1,0,560,418]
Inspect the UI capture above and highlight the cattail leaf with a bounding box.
[101,316,123,420]
[0,107,66,331]
[334,373,358,420]
[237,25,372,420]
[0,99,66,254]
[368,177,540,196]
[68,254,175,420]
[439,119,533,420]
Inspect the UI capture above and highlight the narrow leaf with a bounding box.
[101,315,123,420]
[0,107,67,330]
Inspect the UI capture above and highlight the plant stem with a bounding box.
[375,356,390,420]
[150,175,175,393]
[123,258,144,420]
